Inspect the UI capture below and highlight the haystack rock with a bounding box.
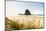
[24,9,31,15]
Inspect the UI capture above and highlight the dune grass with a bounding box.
[5,16,44,31]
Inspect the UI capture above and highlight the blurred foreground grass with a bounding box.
[5,16,44,31]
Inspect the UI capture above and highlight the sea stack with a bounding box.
[24,9,31,15]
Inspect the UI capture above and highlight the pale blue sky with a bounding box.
[6,1,44,16]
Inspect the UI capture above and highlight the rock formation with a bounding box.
[24,9,31,15]
[19,9,31,15]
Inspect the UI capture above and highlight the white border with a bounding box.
[0,0,4,31]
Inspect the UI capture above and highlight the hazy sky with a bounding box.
[6,1,44,16]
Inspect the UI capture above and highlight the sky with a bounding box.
[6,0,44,16]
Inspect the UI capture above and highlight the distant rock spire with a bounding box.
[24,9,31,15]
